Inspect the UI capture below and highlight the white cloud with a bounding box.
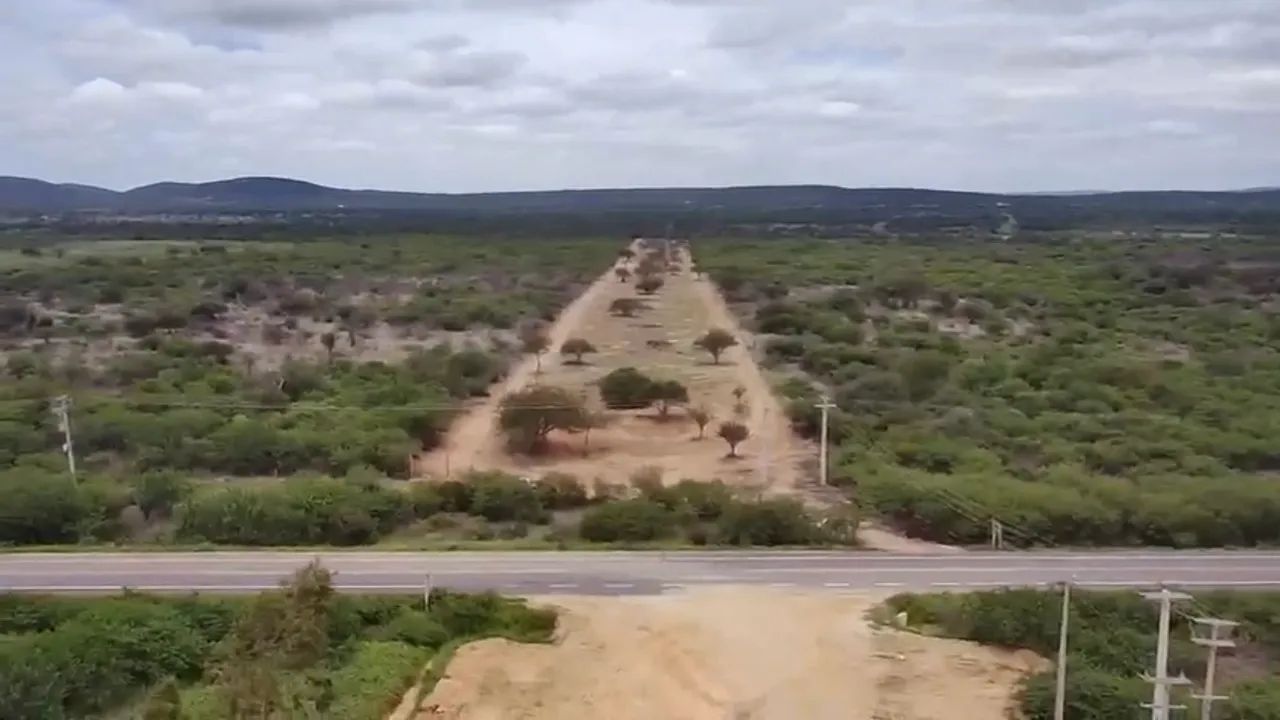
[0,0,1277,191]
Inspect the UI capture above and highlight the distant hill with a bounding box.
[2,175,1279,231]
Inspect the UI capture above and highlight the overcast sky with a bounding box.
[1,0,1278,193]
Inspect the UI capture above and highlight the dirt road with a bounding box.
[409,589,1045,720]
[420,240,808,491]
[420,250,627,476]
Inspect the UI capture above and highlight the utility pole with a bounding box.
[51,395,77,483]
[1054,581,1072,720]
[1191,618,1237,720]
[815,397,836,485]
[1143,588,1193,720]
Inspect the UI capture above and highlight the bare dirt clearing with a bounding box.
[421,245,808,492]
[410,589,1046,720]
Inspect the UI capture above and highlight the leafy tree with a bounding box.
[498,386,588,454]
[321,331,338,363]
[636,275,664,295]
[599,367,656,409]
[520,326,551,373]
[690,405,712,439]
[695,328,738,364]
[131,471,189,519]
[560,338,598,365]
[649,380,689,419]
[718,421,749,458]
[609,298,644,317]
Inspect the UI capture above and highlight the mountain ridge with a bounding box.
[2,175,1279,229]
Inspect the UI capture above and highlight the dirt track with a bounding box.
[409,589,1046,720]
[419,241,809,491]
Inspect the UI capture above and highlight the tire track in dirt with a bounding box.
[420,247,633,477]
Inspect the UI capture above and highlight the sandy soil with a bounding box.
[419,241,809,491]
[408,589,1046,720]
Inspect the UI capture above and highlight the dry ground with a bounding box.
[405,589,1046,720]
[420,243,808,492]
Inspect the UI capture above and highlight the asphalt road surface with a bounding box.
[3,550,1280,595]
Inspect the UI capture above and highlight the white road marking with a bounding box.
[874,582,905,588]
[823,582,851,588]
[604,583,635,589]
[548,583,578,590]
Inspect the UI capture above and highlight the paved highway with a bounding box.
[2,550,1279,595]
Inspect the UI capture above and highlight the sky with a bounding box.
[1,0,1278,193]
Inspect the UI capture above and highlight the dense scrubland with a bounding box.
[0,562,555,719]
[885,589,1280,718]
[698,235,1280,547]
[0,235,847,548]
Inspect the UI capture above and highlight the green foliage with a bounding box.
[467,471,548,523]
[599,367,658,409]
[325,641,429,720]
[579,499,675,542]
[716,498,818,546]
[885,589,1280,720]
[498,385,588,454]
[699,237,1280,548]
[0,561,558,720]
[0,469,86,545]
[179,476,408,546]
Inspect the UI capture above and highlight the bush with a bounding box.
[534,472,589,509]
[0,470,86,545]
[326,641,429,720]
[466,472,547,523]
[179,476,409,546]
[716,498,818,546]
[579,499,675,542]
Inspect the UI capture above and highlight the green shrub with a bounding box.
[326,641,429,720]
[715,498,817,546]
[579,499,675,542]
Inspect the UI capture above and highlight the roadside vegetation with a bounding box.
[698,236,1280,547]
[0,562,555,720]
[0,466,855,548]
[883,589,1280,718]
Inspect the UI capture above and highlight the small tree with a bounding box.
[521,326,551,372]
[560,338,598,365]
[499,386,588,454]
[615,267,632,283]
[695,328,738,364]
[718,421,749,458]
[649,380,689,420]
[690,405,712,439]
[600,367,656,409]
[636,276,664,295]
[609,298,644,317]
[320,332,337,363]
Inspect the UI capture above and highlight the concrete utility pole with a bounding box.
[51,395,77,482]
[1054,581,1071,720]
[815,397,836,485]
[1143,588,1193,720]
[990,518,1006,550]
[1191,618,1238,720]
